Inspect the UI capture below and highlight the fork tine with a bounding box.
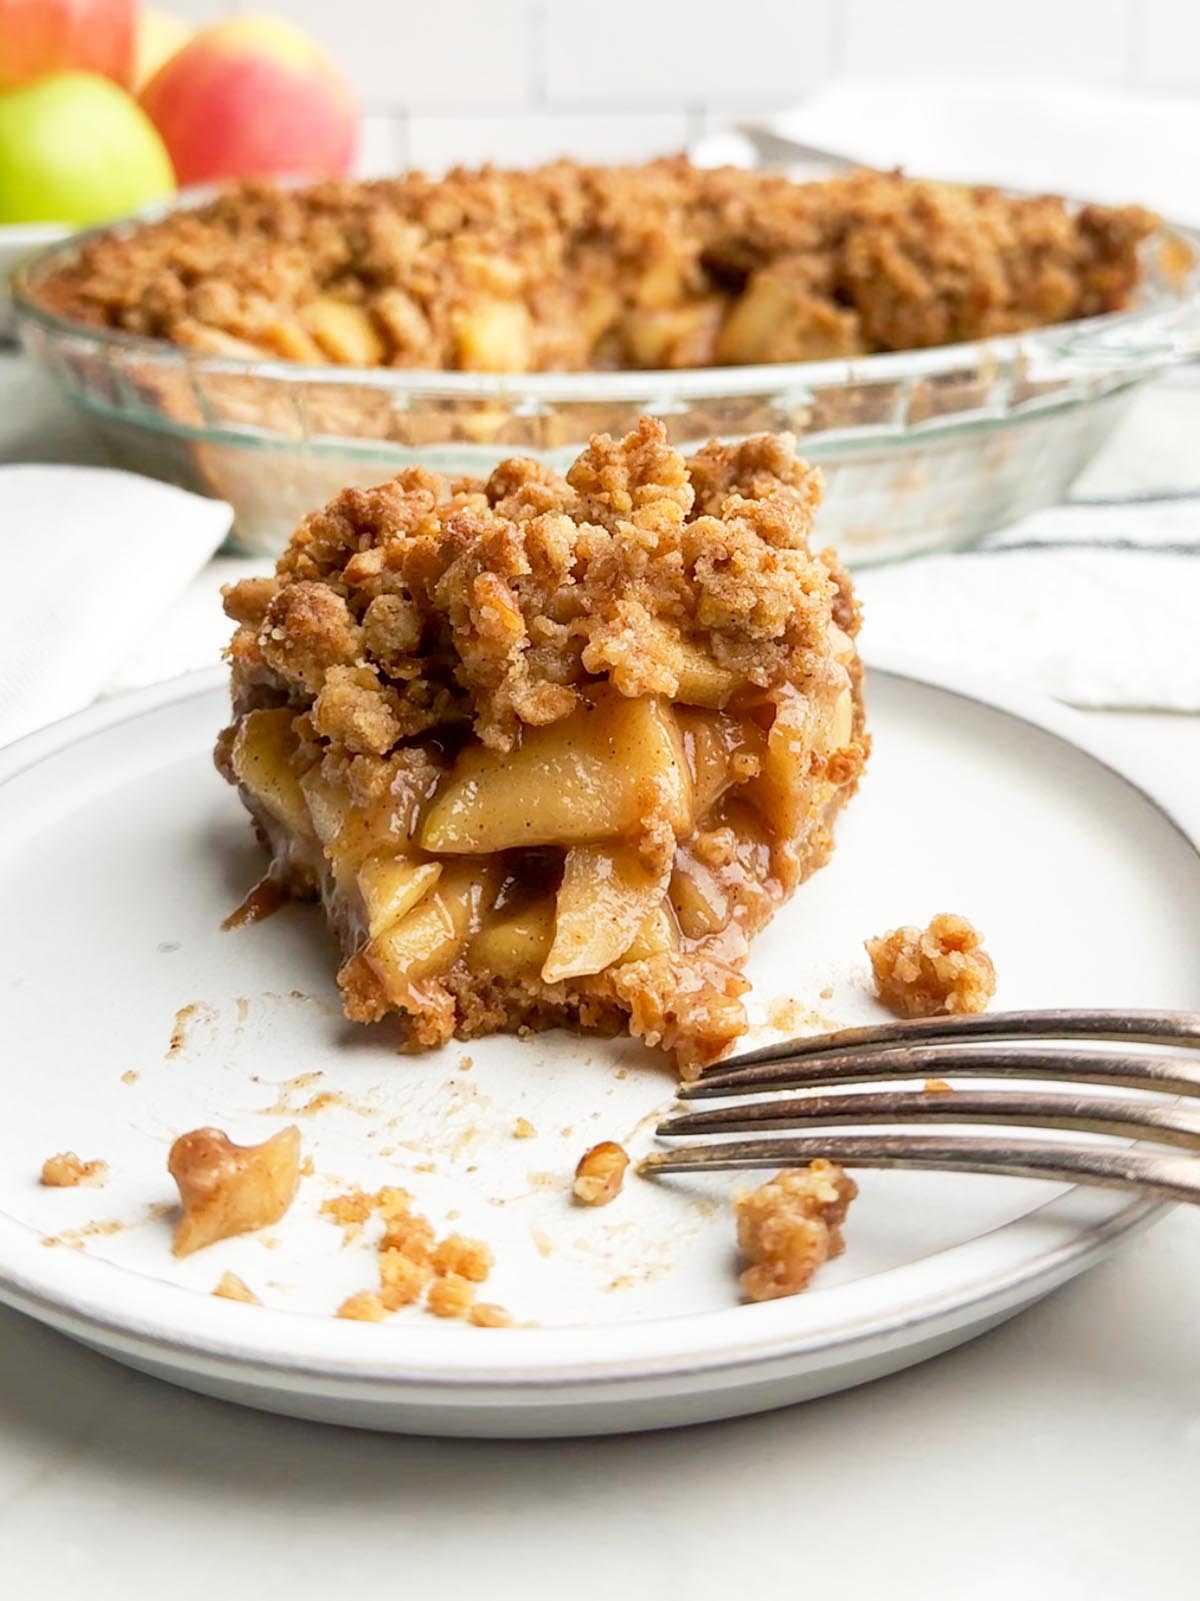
[699,1009,1200,1077]
[640,1134,1200,1206]
[682,1046,1200,1100]
[658,1090,1200,1150]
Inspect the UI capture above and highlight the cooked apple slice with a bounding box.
[669,858,730,940]
[542,844,670,984]
[299,765,351,848]
[469,899,556,980]
[357,853,443,939]
[365,862,497,1000]
[420,689,693,854]
[303,298,386,366]
[231,708,312,839]
[621,900,681,963]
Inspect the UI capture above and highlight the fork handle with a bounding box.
[641,1134,1200,1206]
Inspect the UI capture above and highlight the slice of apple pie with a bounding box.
[215,417,868,1075]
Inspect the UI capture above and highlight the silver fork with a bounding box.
[642,1010,1200,1205]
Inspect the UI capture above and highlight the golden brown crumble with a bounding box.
[37,160,1155,371]
[168,1125,301,1256]
[217,418,867,1073]
[866,913,996,1018]
[512,1117,537,1140]
[337,1291,390,1322]
[40,1152,108,1188]
[573,1141,630,1206]
[468,1302,514,1328]
[431,1234,493,1281]
[378,1247,433,1310]
[735,1160,858,1301]
[320,1183,412,1239]
[213,1271,260,1304]
[427,1273,477,1319]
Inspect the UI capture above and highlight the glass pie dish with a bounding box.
[12,215,1199,562]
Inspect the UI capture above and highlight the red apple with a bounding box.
[0,0,135,91]
[139,15,357,187]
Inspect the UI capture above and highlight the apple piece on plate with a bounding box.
[139,15,357,186]
[0,0,134,91]
[0,70,174,224]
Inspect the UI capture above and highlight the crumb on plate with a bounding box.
[468,1302,514,1328]
[512,1117,537,1140]
[337,1291,389,1322]
[427,1274,476,1319]
[573,1140,630,1206]
[431,1234,493,1282]
[735,1160,858,1302]
[213,1271,260,1304]
[866,912,996,1018]
[40,1152,109,1188]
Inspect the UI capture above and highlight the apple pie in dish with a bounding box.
[216,418,868,1074]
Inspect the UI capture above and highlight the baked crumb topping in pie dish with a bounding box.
[216,418,868,1074]
[34,157,1156,371]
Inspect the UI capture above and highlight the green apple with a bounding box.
[0,70,175,225]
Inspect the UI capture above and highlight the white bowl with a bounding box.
[0,221,70,338]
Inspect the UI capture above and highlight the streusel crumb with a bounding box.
[213,1271,260,1304]
[40,1152,108,1188]
[337,1291,390,1322]
[866,913,996,1018]
[427,1274,477,1319]
[513,1118,537,1140]
[735,1160,858,1301]
[468,1302,514,1328]
[431,1234,493,1282]
[379,1247,433,1309]
[573,1141,630,1206]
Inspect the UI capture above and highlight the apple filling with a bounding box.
[216,418,868,1074]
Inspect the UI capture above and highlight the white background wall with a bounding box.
[171,0,1200,173]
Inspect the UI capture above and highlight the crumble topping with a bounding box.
[735,1160,858,1301]
[40,1152,108,1188]
[36,159,1155,371]
[573,1141,630,1206]
[866,913,996,1018]
[217,419,868,1074]
[427,1274,477,1319]
[213,1271,260,1304]
[337,1291,389,1322]
[168,1125,302,1256]
[468,1302,514,1328]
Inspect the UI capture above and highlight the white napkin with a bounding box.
[0,466,232,747]
[695,78,1200,223]
[858,511,1200,711]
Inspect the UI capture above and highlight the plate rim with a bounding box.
[0,656,1193,1393]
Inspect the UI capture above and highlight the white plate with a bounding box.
[0,660,1196,1437]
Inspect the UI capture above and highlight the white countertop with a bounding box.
[2,352,1200,1597]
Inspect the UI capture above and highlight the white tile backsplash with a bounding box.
[172,0,1177,171]
[543,0,834,105]
[258,0,537,109]
[842,0,1130,83]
